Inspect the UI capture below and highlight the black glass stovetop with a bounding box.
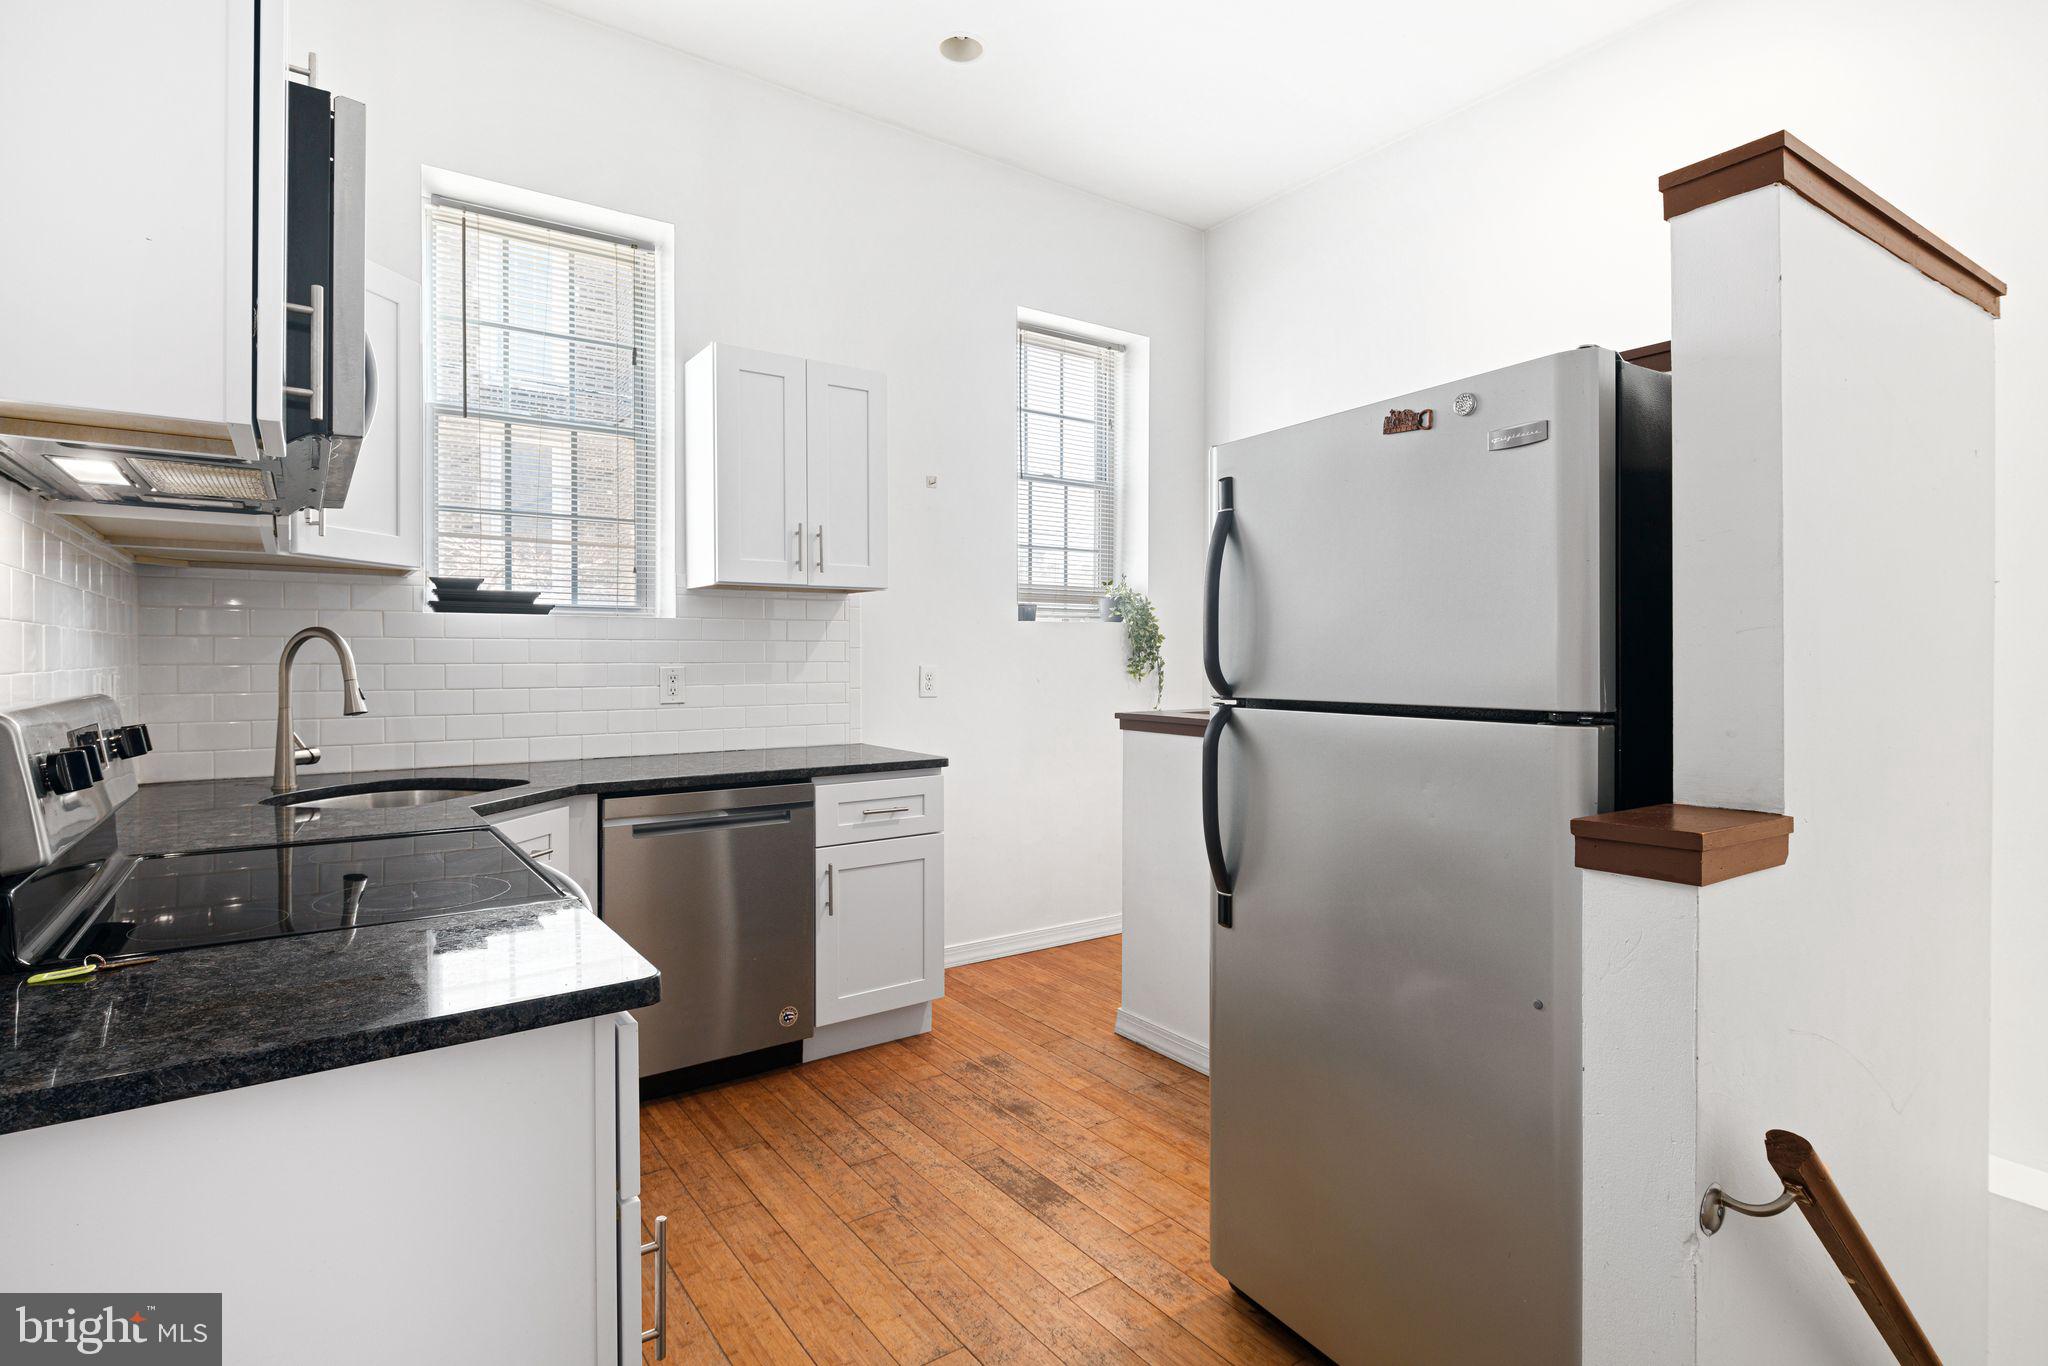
[4,827,562,965]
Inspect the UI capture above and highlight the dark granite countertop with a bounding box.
[1,899,657,1135]
[1,743,944,1135]
[113,743,948,856]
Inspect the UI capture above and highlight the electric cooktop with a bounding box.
[4,826,566,966]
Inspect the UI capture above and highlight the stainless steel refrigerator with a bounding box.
[1202,346,1671,1364]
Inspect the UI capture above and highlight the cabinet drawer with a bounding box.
[815,770,943,846]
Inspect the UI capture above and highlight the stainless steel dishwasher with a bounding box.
[600,784,815,1077]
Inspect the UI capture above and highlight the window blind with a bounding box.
[1016,326,1121,614]
[427,200,658,610]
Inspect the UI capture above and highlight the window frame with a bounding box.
[1015,324,1125,619]
[423,191,667,614]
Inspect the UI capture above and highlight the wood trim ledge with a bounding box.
[1571,803,1793,886]
[1620,341,1671,372]
[1116,709,1209,737]
[1659,131,2006,317]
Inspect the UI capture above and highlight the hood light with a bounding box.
[51,455,132,486]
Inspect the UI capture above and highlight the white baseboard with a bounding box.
[1115,1008,1209,1075]
[1991,1154,2048,1213]
[802,1002,931,1063]
[945,914,1121,968]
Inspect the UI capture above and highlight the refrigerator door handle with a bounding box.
[1204,476,1236,698]
[1203,706,1235,927]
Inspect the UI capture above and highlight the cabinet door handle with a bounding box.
[641,1213,668,1359]
[826,862,835,916]
[816,523,825,573]
[793,522,804,569]
[282,283,326,422]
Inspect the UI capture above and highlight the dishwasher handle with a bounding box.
[606,808,797,838]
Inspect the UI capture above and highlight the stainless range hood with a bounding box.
[0,387,367,519]
[0,402,293,514]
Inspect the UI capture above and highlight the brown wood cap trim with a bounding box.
[1116,709,1209,737]
[1571,803,1793,886]
[1620,341,1671,372]
[1659,132,2006,317]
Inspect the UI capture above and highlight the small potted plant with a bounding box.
[1101,576,1164,707]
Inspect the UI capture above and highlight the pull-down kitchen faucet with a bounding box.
[272,626,370,794]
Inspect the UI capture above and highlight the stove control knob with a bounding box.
[41,747,97,795]
[78,744,104,783]
[108,724,153,759]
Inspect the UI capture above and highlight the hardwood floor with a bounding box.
[638,935,1324,1365]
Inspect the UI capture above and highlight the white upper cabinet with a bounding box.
[687,345,809,588]
[279,264,423,568]
[685,344,888,591]
[0,0,284,453]
[806,363,888,590]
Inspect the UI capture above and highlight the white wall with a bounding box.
[0,486,138,713]
[171,0,1208,953]
[1204,0,2048,1198]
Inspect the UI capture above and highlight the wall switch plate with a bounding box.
[659,666,685,704]
[917,666,938,699]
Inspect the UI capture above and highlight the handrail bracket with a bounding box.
[1698,1180,1805,1235]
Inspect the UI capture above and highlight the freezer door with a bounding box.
[1210,348,1613,712]
[1208,706,1601,1365]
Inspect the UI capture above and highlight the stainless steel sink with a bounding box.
[262,778,524,811]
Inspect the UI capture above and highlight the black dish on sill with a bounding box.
[428,582,553,614]
[429,599,554,614]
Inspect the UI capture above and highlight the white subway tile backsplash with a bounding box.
[385,663,446,690]
[210,579,283,609]
[417,690,476,716]
[100,565,858,778]
[445,714,503,741]
[415,740,475,767]
[473,738,529,764]
[0,489,137,713]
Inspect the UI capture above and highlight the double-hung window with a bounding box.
[427,200,658,610]
[1016,326,1122,616]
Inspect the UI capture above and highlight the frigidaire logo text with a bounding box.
[14,1304,210,1355]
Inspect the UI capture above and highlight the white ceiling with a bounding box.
[540,1,1682,227]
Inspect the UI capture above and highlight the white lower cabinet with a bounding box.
[807,772,945,1060]
[0,1013,647,1365]
[816,834,945,1026]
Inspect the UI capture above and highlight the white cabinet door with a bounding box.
[806,362,888,590]
[488,796,599,908]
[686,344,808,588]
[0,0,280,441]
[816,835,944,1027]
[282,262,423,567]
[603,1014,643,1365]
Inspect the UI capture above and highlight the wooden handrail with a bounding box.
[1761,1129,1940,1365]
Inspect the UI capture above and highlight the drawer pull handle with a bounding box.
[860,806,911,818]
[641,1213,668,1359]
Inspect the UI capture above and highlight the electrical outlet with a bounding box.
[917,666,938,699]
[659,666,685,704]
